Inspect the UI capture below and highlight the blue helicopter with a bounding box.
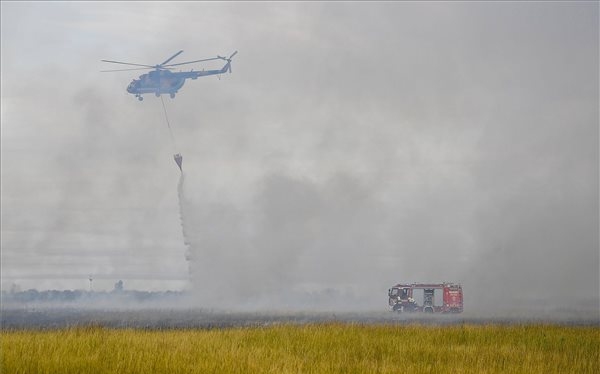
[101,50,237,101]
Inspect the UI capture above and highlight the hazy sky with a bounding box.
[1,2,598,309]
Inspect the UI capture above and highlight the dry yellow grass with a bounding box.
[1,323,598,373]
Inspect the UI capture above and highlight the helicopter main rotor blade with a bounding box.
[100,59,155,68]
[100,67,156,72]
[163,57,221,67]
[159,50,184,66]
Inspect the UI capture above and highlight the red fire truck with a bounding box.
[388,282,463,313]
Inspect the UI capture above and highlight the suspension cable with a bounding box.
[160,95,177,149]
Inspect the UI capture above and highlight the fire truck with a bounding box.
[388,282,463,313]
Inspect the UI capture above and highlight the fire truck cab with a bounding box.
[388,282,463,313]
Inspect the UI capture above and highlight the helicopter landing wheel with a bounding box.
[138,96,143,101]
[170,93,175,99]
[155,92,160,97]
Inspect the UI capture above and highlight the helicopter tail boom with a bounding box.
[221,61,232,74]
[184,51,236,78]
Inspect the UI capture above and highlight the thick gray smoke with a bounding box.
[179,171,393,310]
[2,2,598,316]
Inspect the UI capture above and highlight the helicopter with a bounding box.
[101,50,237,101]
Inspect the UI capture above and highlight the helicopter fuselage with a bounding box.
[126,64,229,100]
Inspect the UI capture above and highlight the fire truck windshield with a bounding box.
[390,287,409,299]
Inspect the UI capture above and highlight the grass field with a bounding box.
[1,323,598,373]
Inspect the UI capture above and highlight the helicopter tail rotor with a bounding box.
[217,51,237,73]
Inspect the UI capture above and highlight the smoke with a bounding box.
[2,2,598,316]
